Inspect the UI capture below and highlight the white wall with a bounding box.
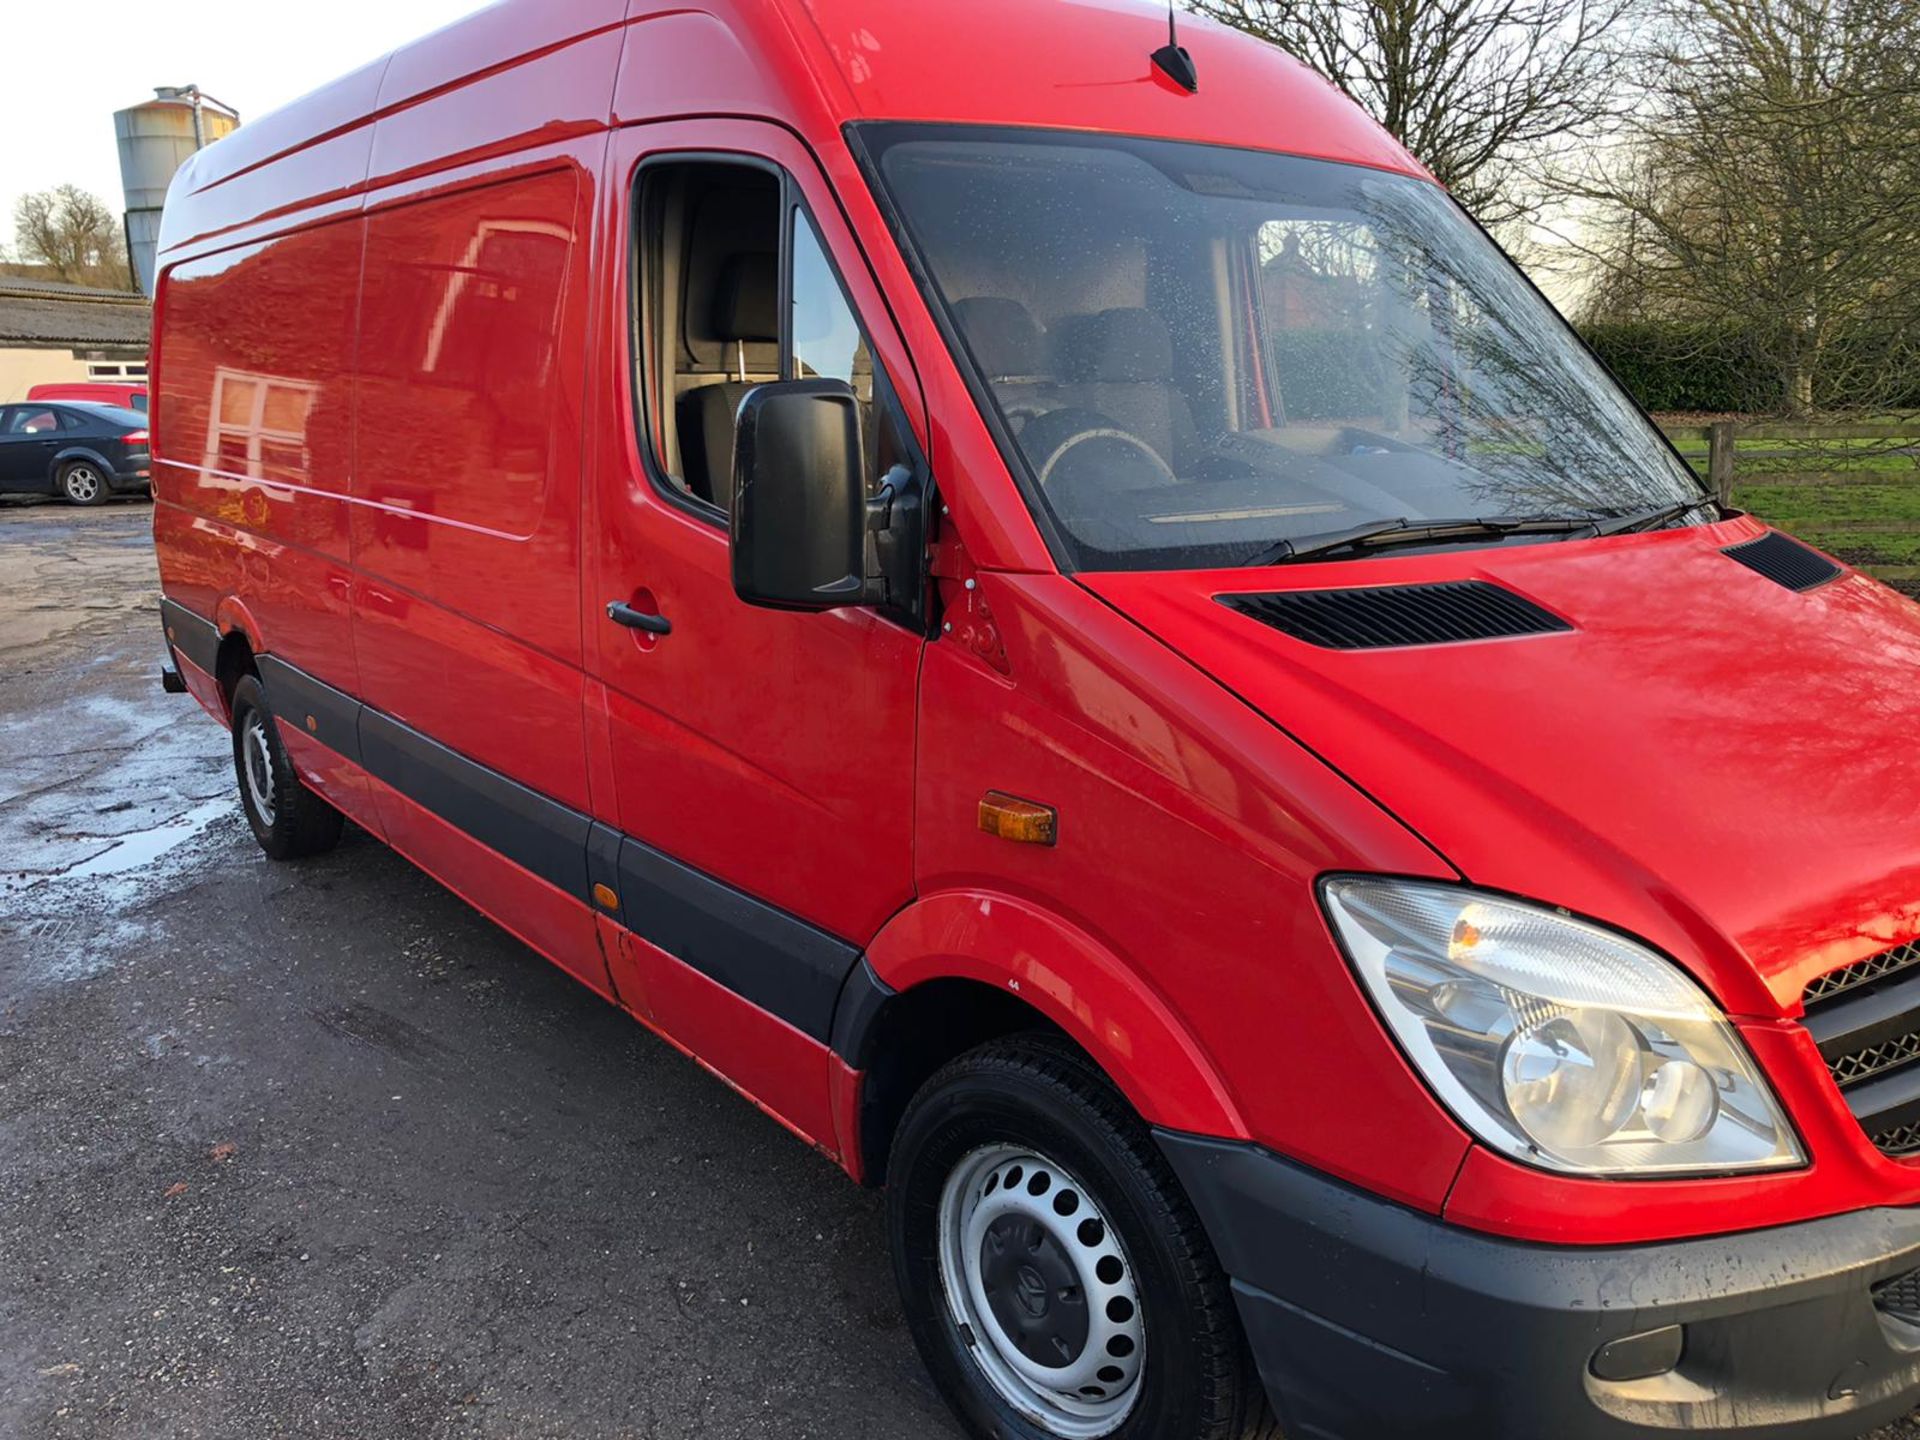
[0,347,147,403]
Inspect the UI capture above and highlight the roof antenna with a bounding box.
[1152,2,1199,92]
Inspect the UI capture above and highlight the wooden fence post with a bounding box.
[1708,420,1737,506]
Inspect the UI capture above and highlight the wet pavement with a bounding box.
[1,497,1916,1440]
[0,497,958,1438]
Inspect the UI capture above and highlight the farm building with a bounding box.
[0,277,150,403]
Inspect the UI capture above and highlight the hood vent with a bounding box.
[1220,581,1571,650]
[1724,531,1841,592]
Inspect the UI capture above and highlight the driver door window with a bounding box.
[633,163,896,516]
[790,216,871,401]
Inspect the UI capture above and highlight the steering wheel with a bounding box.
[1018,408,1179,489]
[1001,401,1052,435]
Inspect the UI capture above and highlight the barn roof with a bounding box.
[0,279,151,348]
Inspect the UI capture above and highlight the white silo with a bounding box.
[114,87,240,296]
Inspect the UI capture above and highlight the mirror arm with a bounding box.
[866,464,912,533]
[867,462,928,626]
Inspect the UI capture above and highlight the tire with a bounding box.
[888,1034,1273,1440]
[58,460,108,506]
[230,673,345,861]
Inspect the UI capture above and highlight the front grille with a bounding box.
[1875,1267,1920,1325]
[1805,941,1920,1003]
[1830,1032,1920,1088]
[1801,940,1920,1157]
[1873,1121,1920,1157]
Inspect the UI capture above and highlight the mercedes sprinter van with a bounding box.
[152,2,1920,1435]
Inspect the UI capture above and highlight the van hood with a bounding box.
[1083,517,1920,1017]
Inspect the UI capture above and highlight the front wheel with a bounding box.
[58,461,108,506]
[230,673,344,861]
[888,1036,1271,1440]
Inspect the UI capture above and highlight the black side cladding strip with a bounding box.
[829,959,896,1067]
[160,598,220,676]
[615,838,862,1044]
[204,653,874,1051]
[256,655,364,766]
[587,822,624,912]
[358,708,592,903]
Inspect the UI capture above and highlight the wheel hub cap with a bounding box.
[243,715,277,826]
[981,1215,1089,1363]
[936,1145,1145,1437]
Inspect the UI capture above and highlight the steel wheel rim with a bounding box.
[65,467,101,502]
[243,713,277,826]
[936,1144,1146,1437]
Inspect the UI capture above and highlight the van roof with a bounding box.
[160,0,1422,260]
[794,0,1421,175]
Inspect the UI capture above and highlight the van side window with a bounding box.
[790,213,871,401]
[633,161,782,511]
[788,207,916,503]
[1252,219,1394,432]
[633,163,903,514]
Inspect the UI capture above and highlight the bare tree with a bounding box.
[13,186,131,289]
[1188,0,1639,226]
[1569,0,1920,415]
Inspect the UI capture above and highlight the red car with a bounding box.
[28,382,148,414]
[149,3,1920,1437]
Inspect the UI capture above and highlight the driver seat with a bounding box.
[682,251,778,511]
[952,296,1059,429]
[1053,308,1195,471]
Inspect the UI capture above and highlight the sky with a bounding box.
[0,0,1591,309]
[0,0,489,248]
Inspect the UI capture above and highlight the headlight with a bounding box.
[1322,877,1802,1176]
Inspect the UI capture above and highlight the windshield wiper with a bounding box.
[1590,496,1719,537]
[1240,514,1601,568]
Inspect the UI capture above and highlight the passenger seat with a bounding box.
[1053,307,1195,471]
[683,252,778,510]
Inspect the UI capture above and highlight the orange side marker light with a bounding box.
[592,883,620,912]
[978,791,1058,847]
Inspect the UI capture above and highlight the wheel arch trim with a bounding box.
[213,596,266,654]
[49,445,115,480]
[854,888,1250,1143]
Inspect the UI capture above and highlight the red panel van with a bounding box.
[149,3,1920,1436]
[28,382,148,413]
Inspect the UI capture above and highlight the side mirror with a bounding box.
[731,379,866,611]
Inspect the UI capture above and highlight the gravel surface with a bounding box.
[1,497,1915,1440]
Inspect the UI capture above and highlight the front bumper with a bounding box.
[1158,1132,1920,1439]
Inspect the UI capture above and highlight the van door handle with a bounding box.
[606,600,672,636]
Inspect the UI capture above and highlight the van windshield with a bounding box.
[862,125,1704,572]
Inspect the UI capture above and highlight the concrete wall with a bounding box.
[0,347,146,404]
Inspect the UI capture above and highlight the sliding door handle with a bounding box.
[606,600,672,636]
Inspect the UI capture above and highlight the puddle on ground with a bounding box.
[1,669,238,997]
[61,799,233,880]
